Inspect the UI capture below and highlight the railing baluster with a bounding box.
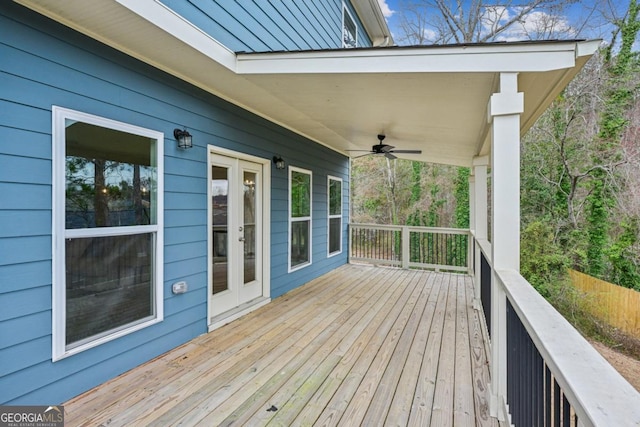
[545,365,551,427]
[563,393,570,426]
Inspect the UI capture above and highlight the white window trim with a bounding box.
[342,2,358,48]
[51,106,164,361]
[288,166,312,272]
[327,175,343,257]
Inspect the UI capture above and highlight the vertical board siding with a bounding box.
[159,0,372,52]
[0,2,349,405]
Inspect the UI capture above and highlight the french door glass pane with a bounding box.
[291,220,310,267]
[65,233,154,346]
[212,166,229,294]
[243,171,256,284]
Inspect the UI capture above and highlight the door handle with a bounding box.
[239,237,245,242]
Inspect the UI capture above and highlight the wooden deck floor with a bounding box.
[64,264,497,426]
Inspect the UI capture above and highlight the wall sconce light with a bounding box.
[174,128,193,149]
[273,155,285,170]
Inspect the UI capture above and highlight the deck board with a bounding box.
[63,264,498,426]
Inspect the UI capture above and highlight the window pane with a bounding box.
[291,171,311,218]
[343,9,357,48]
[291,220,310,267]
[329,217,341,254]
[66,233,154,346]
[329,179,342,215]
[243,171,256,283]
[212,166,229,295]
[65,120,157,229]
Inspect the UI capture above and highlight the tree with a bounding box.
[587,0,640,278]
[395,0,581,45]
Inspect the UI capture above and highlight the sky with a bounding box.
[376,0,629,46]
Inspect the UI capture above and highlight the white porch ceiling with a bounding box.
[17,0,599,167]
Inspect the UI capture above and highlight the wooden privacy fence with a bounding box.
[569,269,640,338]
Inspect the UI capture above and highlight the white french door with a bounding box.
[209,151,265,320]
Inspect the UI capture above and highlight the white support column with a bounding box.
[401,226,410,269]
[472,156,488,309]
[488,72,523,420]
[468,172,475,277]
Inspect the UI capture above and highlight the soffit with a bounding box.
[16,0,598,167]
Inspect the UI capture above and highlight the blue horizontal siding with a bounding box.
[0,154,51,186]
[0,236,51,266]
[0,211,51,238]
[164,225,208,246]
[0,1,350,405]
[159,0,372,52]
[0,183,50,210]
[0,311,50,350]
[0,261,51,294]
[0,286,50,322]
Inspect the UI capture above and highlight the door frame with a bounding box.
[207,145,271,331]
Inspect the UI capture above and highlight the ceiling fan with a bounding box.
[348,134,422,160]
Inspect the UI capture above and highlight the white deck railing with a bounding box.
[349,223,471,272]
[474,236,640,426]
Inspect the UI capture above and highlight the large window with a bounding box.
[328,176,343,256]
[52,107,163,360]
[342,4,358,48]
[289,167,312,271]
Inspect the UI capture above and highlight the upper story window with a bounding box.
[342,4,358,48]
[52,107,164,360]
[289,167,312,271]
[328,176,343,256]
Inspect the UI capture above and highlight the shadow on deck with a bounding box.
[64,264,499,426]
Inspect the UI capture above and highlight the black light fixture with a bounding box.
[174,128,193,149]
[273,155,285,170]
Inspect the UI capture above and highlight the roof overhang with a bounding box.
[16,0,600,167]
[351,0,393,46]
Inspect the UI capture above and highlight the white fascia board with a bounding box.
[115,0,237,71]
[237,41,599,75]
[576,39,602,57]
[351,0,393,46]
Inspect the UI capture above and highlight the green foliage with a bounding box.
[520,221,570,297]
[454,167,470,228]
[585,1,640,280]
[427,184,445,227]
[410,161,422,204]
[606,219,640,290]
[585,174,610,277]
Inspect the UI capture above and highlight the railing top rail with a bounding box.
[350,223,470,235]
[498,269,640,426]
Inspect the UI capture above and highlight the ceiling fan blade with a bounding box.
[389,149,422,154]
[379,145,395,153]
[352,152,374,159]
[384,152,397,160]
